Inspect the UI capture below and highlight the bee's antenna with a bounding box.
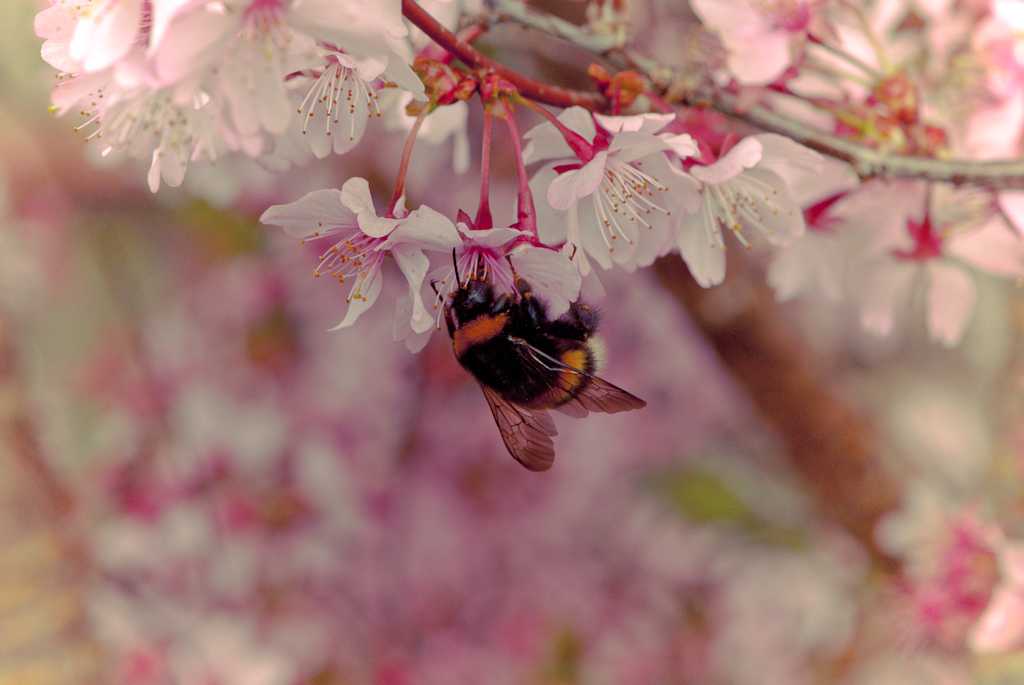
[452,249,461,287]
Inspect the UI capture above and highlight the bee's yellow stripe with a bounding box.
[523,348,591,409]
[453,313,508,358]
[559,348,588,372]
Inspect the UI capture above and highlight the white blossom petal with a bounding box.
[260,188,354,239]
[859,261,916,338]
[970,587,1024,652]
[547,153,608,211]
[507,245,581,318]
[926,261,975,347]
[690,137,763,184]
[327,270,383,331]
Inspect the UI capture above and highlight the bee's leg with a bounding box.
[489,292,514,316]
[550,301,598,340]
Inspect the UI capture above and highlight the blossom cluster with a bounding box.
[37,0,1024,348]
[35,0,424,191]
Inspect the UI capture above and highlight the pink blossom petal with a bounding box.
[327,271,382,331]
[752,134,824,177]
[340,177,400,238]
[154,8,234,85]
[970,587,1024,652]
[926,261,975,347]
[738,169,806,246]
[259,188,355,239]
[859,261,915,338]
[335,51,387,82]
[290,0,406,57]
[390,243,433,333]
[70,0,142,72]
[608,131,672,163]
[723,30,794,85]
[998,190,1024,236]
[767,232,844,303]
[385,206,461,253]
[149,0,202,53]
[555,105,598,139]
[506,245,581,318]
[383,53,426,101]
[678,213,727,287]
[547,152,608,211]
[522,106,596,164]
[594,112,674,135]
[455,223,526,248]
[522,123,573,164]
[690,138,763,184]
[946,217,1024,278]
[661,133,699,159]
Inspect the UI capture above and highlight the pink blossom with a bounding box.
[296,49,425,158]
[260,177,457,333]
[846,181,1024,347]
[678,134,822,287]
[524,107,699,273]
[690,0,816,85]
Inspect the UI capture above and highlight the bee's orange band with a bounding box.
[453,313,508,358]
[559,349,588,372]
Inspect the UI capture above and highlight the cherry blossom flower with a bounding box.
[295,48,425,159]
[765,158,860,301]
[877,485,1000,650]
[677,134,822,287]
[152,0,322,139]
[689,0,818,85]
[260,177,457,333]
[846,181,1024,347]
[524,107,699,273]
[37,0,425,187]
[766,194,848,302]
[80,84,225,193]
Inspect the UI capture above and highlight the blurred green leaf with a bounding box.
[644,467,807,549]
[648,469,756,525]
[177,201,265,257]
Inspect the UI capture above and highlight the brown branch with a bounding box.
[703,90,1024,190]
[652,253,901,569]
[401,0,605,110]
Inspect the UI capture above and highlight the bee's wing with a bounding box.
[479,383,557,472]
[559,374,647,416]
[509,339,647,417]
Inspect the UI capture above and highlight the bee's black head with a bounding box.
[447,278,496,325]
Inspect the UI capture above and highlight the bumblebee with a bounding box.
[444,271,646,471]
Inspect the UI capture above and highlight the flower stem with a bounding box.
[401,0,604,111]
[503,100,538,239]
[476,104,494,230]
[517,97,594,162]
[806,35,882,81]
[387,104,430,217]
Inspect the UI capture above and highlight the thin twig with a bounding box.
[484,0,622,55]
[624,50,1024,190]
